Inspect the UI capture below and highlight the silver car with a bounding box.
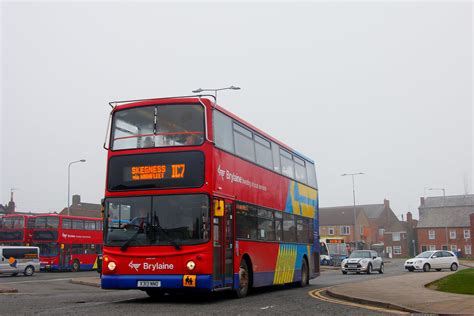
[341,250,384,274]
[0,246,40,276]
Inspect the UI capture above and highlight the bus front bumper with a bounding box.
[101,274,214,290]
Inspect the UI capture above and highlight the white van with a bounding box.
[0,246,40,276]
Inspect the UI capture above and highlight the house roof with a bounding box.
[384,220,407,233]
[421,195,474,208]
[361,204,385,219]
[59,202,101,218]
[417,207,474,228]
[320,206,366,225]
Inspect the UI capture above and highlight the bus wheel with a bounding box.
[72,259,80,272]
[24,265,35,276]
[298,258,309,287]
[235,260,250,298]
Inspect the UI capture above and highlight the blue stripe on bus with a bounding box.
[101,274,213,290]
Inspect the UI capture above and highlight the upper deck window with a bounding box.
[111,104,205,150]
[34,217,59,229]
[1,217,24,229]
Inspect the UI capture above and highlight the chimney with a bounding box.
[407,212,413,223]
[384,199,390,209]
[420,197,425,206]
[72,194,81,205]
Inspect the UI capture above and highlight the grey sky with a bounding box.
[1,2,472,219]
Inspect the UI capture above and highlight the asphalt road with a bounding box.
[0,259,409,315]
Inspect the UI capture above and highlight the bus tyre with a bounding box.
[298,259,309,287]
[72,259,80,272]
[24,265,34,276]
[235,260,250,298]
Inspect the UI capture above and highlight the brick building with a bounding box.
[364,199,400,245]
[383,212,418,258]
[417,195,473,258]
[59,194,101,218]
[320,206,372,250]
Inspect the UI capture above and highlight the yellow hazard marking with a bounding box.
[273,244,297,284]
[309,288,409,315]
[93,257,98,270]
[183,275,196,287]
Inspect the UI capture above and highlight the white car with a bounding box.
[341,250,384,274]
[404,250,459,272]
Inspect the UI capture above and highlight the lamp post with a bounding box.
[428,187,447,250]
[342,172,364,250]
[192,86,241,105]
[68,159,86,216]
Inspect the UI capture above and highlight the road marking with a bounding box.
[0,278,71,285]
[309,288,408,315]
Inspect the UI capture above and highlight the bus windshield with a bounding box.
[105,194,209,247]
[111,104,205,150]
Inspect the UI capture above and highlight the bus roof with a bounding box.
[110,96,315,164]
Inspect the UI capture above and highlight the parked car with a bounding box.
[0,246,40,276]
[341,250,383,274]
[404,250,459,272]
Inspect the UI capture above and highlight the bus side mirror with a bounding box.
[214,200,224,217]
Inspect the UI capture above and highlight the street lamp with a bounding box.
[342,172,365,250]
[192,86,241,105]
[68,159,86,216]
[428,187,447,250]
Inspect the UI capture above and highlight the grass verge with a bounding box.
[430,268,474,295]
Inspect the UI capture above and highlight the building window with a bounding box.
[378,228,385,236]
[428,230,435,240]
[392,232,401,241]
[464,229,470,239]
[450,245,457,252]
[449,230,456,239]
[442,245,448,251]
[421,245,427,252]
[340,226,350,235]
[393,246,402,255]
[429,245,436,251]
[328,226,335,235]
[465,245,472,255]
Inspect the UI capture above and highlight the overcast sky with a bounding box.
[1,1,472,219]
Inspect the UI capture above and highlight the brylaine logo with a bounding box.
[217,165,225,180]
[143,262,174,271]
[129,261,141,271]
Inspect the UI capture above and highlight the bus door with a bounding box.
[212,199,234,288]
[59,244,71,269]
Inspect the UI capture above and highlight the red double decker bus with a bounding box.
[0,214,35,246]
[101,96,319,297]
[32,214,103,271]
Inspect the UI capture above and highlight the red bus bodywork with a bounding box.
[101,97,319,295]
[32,214,102,271]
[0,214,35,246]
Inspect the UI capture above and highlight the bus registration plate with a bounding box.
[137,281,161,288]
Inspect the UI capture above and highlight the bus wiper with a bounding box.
[150,214,181,250]
[120,227,144,251]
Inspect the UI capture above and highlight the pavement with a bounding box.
[327,270,474,314]
[70,276,101,287]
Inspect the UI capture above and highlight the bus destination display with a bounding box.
[130,164,185,180]
[108,151,204,191]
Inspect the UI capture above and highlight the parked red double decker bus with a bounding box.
[101,96,319,298]
[32,214,103,271]
[0,214,35,246]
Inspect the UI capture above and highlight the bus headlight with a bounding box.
[108,261,116,271]
[186,260,196,271]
